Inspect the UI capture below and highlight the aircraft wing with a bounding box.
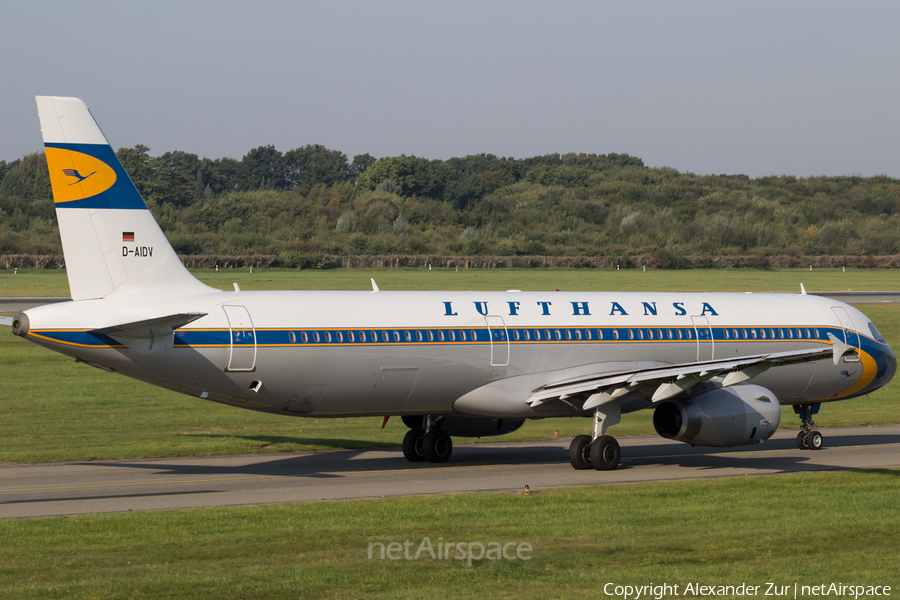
[527,333,853,409]
[0,316,13,326]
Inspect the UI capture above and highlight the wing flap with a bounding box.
[527,339,850,409]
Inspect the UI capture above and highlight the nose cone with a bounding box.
[861,341,896,397]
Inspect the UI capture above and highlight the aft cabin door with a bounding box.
[223,305,257,372]
[484,315,510,367]
[831,307,860,362]
[691,315,714,362]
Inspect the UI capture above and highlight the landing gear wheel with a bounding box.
[568,434,593,470]
[401,415,423,429]
[796,431,809,450]
[808,430,824,450]
[590,435,621,471]
[423,429,453,463]
[402,427,426,462]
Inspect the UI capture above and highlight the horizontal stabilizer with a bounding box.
[93,312,207,353]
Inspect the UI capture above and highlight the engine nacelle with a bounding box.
[652,384,780,447]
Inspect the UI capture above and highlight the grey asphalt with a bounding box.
[2,425,899,519]
[1,292,898,314]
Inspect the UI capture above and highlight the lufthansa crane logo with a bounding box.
[62,169,97,185]
[45,147,117,204]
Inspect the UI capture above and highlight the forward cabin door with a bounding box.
[484,315,510,367]
[831,306,860,362]
[691,315,714,362]
[223,305,257,371]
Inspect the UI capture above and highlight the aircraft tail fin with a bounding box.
[36,96,212,300]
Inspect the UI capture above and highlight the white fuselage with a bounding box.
[20,289,896,419]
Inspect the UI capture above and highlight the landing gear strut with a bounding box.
[568,400,622,470]
[401,416,453,463]
[794,403,823,451]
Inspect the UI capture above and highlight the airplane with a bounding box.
[0,96,895,471]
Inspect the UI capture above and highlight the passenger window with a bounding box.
[460,331,467,342]
[348,331,355,343]
[512,330,520,341]
[759,329,766,339]
[289,331,297,344]
[723,329,730,340]
[313,332,321,343]
[667,329,674,340]
[554,329,562,340]
[676,329,683,340]
[471,330,478,341]
[446,330,453,341]
[575,329,582,340]
[382,331,390,343]
[613,330,620,340]
[628,330,635,340]
[427,331,434,342]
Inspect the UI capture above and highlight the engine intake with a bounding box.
[653,384,780,447]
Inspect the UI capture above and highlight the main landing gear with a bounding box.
[401,415,453,463]
[569,401,622,470]
[794,403,823,451]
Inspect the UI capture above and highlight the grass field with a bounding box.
[0,470,897,599]
[1,269,898,598]
[0,269,897,464]
[1,265,899,296]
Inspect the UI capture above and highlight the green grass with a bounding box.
[0,470,897,599]
[1,266,899,296]
[0,270,897,463]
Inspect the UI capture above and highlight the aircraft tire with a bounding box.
[590,435,621,471]
[402,427,426,462]
[808,430,824,450]
[401,415,423,429]
[796,431,809,450]
[568,435,593,469]
[423,429,453,463]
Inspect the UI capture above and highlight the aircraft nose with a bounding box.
[869,343,896,394]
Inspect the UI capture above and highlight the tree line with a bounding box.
[1,143,899,267]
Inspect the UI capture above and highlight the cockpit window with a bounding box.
[868,322,885,342]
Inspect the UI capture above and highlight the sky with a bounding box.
[2,1,899,178]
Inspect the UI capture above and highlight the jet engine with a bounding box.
[652,384,780,447]
[401,415,525,438]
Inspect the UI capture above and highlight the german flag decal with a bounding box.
[123,232,135,242]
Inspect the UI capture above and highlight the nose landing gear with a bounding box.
[794,403,823,451]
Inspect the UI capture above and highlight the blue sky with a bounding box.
[3,1,899,177]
